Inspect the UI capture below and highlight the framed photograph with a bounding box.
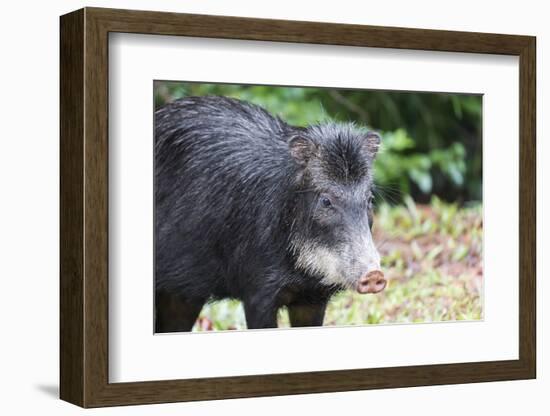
[60,7,536,408]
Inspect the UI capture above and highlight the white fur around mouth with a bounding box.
[291,240,352,288]
[290,231,382,289]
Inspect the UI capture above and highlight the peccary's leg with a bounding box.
[155,290,204,333]
[288,302,327,327]
[243,297,278,329]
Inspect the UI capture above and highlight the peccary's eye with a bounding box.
[320,196,332,208]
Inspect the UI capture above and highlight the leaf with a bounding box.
[426,245,444,261]
[452,244,469,261]
[409,169,433,193]
[403,195,419,222]
[411,240,423,261]
[447,164,464,185]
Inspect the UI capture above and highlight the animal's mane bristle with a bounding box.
[307,122,373,184]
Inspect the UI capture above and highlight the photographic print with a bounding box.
[60,8,535,406]
[154,82,483,333]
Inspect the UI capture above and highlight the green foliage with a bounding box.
[374,129,467,198]
[154,81,482,203]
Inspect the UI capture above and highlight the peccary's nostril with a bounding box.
[356,270,386,294]
[374,278,386,292]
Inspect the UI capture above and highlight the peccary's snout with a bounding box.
[357,270,386,294]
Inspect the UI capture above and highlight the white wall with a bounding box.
[0,0,545,414]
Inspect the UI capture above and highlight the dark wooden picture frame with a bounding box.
[60,7,536,408]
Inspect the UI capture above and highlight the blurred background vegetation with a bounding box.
[155,81,482,204]
[154,81,483,330]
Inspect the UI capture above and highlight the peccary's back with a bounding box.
[155,96,295,202]
[154,96,298,289]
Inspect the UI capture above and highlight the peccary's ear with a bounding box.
[364,131,381,156]
[288,135,316,166]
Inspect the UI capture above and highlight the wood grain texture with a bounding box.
[88,7,532,54]
[59,8,84,407]
[518,38,536,376]
[83,10,110,406]
[59,7,537,408]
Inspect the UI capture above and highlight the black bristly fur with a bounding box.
[154,96,379,332]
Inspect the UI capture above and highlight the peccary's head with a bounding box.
[288,123,386,294]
